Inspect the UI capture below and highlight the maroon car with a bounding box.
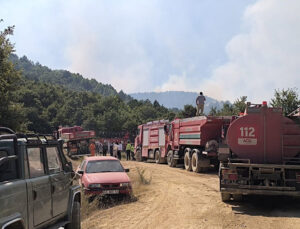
[77,156,132,195]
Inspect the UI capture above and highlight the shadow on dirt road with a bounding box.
[230,195,300,218]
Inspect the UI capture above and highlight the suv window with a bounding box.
[46,147,62,174]
[28,147,45,178]
[0,150,18,182]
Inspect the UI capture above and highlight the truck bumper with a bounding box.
[221,187,300,197]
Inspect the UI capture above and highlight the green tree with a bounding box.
[270,88,300,116]
[209,106,218,116]
[233,96,247,114]
[0,21,25,130]
[179,105,197,118]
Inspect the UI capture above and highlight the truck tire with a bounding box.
[155,150,164,164]
[66,201,81,229]
[136,149,142,162]
[192,152,202,173]
[184,151,192,171]
[167,150,177,167]
[221,192,230,202]
[192,150,209,173]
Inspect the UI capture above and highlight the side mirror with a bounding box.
[65,161,73,172]
[124,168,130,172]
[77,170,84,175]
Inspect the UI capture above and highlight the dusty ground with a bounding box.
[81,161,300,229]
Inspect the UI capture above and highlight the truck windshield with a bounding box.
[86,160,124,173]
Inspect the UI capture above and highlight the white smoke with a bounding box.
[201,0,300,102]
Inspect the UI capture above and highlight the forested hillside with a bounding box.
[0,25,174,137]
[10,54,131,101]
[15,79,175,137]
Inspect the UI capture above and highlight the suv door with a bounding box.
[46,146,70,216]
[27,147,52,226]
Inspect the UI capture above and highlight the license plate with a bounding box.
[102,190,119,194]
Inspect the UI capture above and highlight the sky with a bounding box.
[1,0,299,102]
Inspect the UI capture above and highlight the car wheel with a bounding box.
[66,201,81,229]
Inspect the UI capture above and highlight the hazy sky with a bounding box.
[1,0,299,102]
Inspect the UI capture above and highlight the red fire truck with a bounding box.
[135,120,169,163]
[57,126,95,157]
[219,103,300,201]
[135,116,232,172]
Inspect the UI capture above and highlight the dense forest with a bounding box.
[1,24,299,139]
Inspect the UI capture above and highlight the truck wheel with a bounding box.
[192,151,209,173]
[136,149,142,162]
[221,193,231,202]
[192,152,202,173]
[184,151,192,171]
[155,150,161,164]
[66,201,81,229]
[167,150,177,167]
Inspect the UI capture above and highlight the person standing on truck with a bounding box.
[196,92,206,116]
[126,141,131,161]
[89,141,96,156]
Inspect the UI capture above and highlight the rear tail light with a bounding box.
[222,169,238,181]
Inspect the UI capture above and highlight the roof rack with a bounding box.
[16,133,58,145]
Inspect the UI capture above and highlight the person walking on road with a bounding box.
[103,140,108,156]
[89,141,96,156]
[196,92,206,116]
[131,144,135,161]
[117,142,122,160]
[109,141,113,156]
[113,142,118,158]
[126,141,131,161]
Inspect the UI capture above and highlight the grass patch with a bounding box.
[136,166,152,185]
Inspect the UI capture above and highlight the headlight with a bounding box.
[120,182,130,187]
[89,183,101,188]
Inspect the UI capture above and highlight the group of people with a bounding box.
[89,140,135,161]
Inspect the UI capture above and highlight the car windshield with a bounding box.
[86,160,124,173]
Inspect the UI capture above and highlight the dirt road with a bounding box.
[82,161,300,229]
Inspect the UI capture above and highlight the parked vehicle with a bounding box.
[219,102,300,201]
[77,156,132,196]
[56,126,95,158]
[134,120,169,163]
[0,127,81,229]
[135,116,232,172]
